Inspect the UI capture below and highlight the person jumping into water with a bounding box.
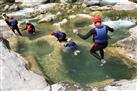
[74,16,114,66]
[65,38,80,56]
[50,31,67,42]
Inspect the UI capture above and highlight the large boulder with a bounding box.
[104,80,137,91]
[0,39,48,91]
[115,25,137,59]
[15,0,46,6]
[38,14,57,23]
[0,20,14,39]
[112,1,137,10]
[101,0,129,5]
[8,3,56,16]
[116,25,137,51]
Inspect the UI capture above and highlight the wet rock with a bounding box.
[104,80,137,91]
[68,15,77,20]
[112,1,137,10]
[53,18,68,26]
[38,14,57,23]
[15,0,46,6]
[77,14,92,19]
[8,3,57,16]
[53,18,68,30]
[89,5,112,11]
[56,11,62,16]
[9,4,20,11]
[0,20,15,39]
[115,25,137,60]
[4,5,10,11]
[83,0,100,6]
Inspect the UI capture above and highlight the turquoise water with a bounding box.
[61,45,135,84]
[15,18,137,85]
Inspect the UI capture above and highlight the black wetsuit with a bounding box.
[78,25,114,60]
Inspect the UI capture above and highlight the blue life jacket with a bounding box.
[9,19,18,26]
[94,26,108,44]
[55,31,64,38]
[68,42,76,49]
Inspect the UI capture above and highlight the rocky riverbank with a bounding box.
[1,0,137,90]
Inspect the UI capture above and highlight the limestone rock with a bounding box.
[38,14,57,23]
[15,0,46,6]
[9,4,20,11]
[4,5,10,11]
[0,39,48,91]
[104,80,137,91]
[0,20,14,39]
[115,25,137,60]
[112,1,137,10]
[89,5,112,11]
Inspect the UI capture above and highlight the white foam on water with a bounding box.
[103,20,135,29]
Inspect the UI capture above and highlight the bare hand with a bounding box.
[73,29,79,34]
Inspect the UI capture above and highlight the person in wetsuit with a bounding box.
[9,16,22,36]
[74,16,114,66]
[23,20,36,35]
[65,38,80,55]
[50,31,67,42]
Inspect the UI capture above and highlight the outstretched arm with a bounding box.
[77,29,95,40]
[106,25,114,32]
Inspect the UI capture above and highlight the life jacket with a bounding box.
[9,19,18,26]
[94,26,108,44]
[68,42,76,49]
[55,31,64,38]
[26,25,33,31]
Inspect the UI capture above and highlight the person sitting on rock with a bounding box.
[23,20,36,35]
[50,31,67,42]
[1,13,10,26]
[73,16,114,66]
[65,38,80,56]
[9,16,22,36]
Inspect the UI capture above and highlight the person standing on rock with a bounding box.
[1,13,10,26]
[73,16,114,66]
[50,31,67,42]
[22,20,36,35]
[9,16,22,36]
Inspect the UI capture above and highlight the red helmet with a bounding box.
[9,16,14,19]
[50,32,55,35]
[92,16,102,23]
